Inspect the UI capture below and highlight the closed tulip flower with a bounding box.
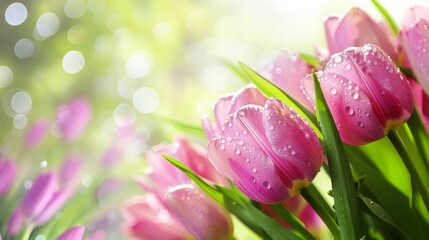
[24,119,50,149]
[0,159,17,197]
[166,184,233,240]
[304,44,413,145]
[399,6,429,95]
[56,96,92,141]
[324,8,397,59]
[208,98,324,204]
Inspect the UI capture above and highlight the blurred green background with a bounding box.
[0,0,427,239]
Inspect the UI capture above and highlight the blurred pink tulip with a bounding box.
[146,136,225,191]
[410,80,429,131]
[202,85,267,140]
[166,184,233,240]
[258,52,314,110]
[324,8,397,59]
[208,98,324,203]
[122,194,192,240]
[304,44,413,145]
[399,7,429,95]
[24,119,50,149]
[56,97,92,141]
[56,226,85,240]
[7,206,24,236]
[0,159,17,197]
[87,230,106,240]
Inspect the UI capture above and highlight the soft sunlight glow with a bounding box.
[0,66,14,88]
[5,2,28,26]
[125,51,153,79]
[11,91,32,114]
[62,50,85,74]
[36,12,60,38]
[132,87,159,114]
[14,38,35,59]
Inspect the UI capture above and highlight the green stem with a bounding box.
[301,184,340,239]
[387,130,429,211]
[407,110,429,169]
[16,224,34,240]
[371,0,398,34]
[270,204,316,240]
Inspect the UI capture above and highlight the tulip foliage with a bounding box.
[159,1,429,240]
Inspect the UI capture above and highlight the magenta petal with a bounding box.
[400,19,429,95]
[34,187,73,225]
[258,52,313,111]
[229,86,267,114]
[411,80,429,131]
[263,99,324,183]
[25,119,50,149]
[402,6,429,29]
[56,226,85,240]
[22,171,58,219]
[0,159,17,197]
[213,94,234,133]
[334,8,397,59]
[56,97,92,141]
[208,105,291,203]
[324,15,341,54]
[60,154,83,185]
[166,184,233,240]
[7,206,24,236]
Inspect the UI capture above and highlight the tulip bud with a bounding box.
[399,17,429,95]
[304,44,413,145]
[166,184,233,240]
[208,98,324,203]
[258,52,314,110]
[202,85,267,140]
[56,226,85,240]
[56,96,92,141]
[0,159,17,197]
[24,119,50,149]
[324,8,397,59]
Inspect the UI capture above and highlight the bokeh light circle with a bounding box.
[125,51,153,79]
[132,87,159,114]
[64,0,86,19]
[5,3,28,26]
[113,104,136,127]
[11,91,32,114]
[62,50,85,73]
[13,114,28,129]
[36,12,60,38]
[0,66,14,88]
[14,38,34,59]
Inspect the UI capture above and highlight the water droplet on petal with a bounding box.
[365,112,370,117]
[345,106,354,115]
[352,92,359,99]
[245,157,250,163]
[262,181,271,189]
[290,149,296,155]
[238,140,244,145]
[220,144,225,150]
[239,111,245,117]
[357,121,364,128]
[250,176,256,183]
[330,87,337,95]
[252,167,257,173]
[275,68,283,75]
[345,64,352,71]
[333,55,342,63]
[269,125,274,131]
[235,149,241,155]
[259,189,264,194]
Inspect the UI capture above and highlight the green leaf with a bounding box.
[163,155,303,240]
[313,71,364,239]
[238,61,320,137]
[269,204,316,240]
[150,114,205,136]
[298,52,319,67]
[371,0,399,34]
[407,110,429,169]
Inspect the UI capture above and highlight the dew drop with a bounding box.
[352,92,359,99]
[227,122,233,127]
[290,149,296,155]
[259,189,264,194]
[250,176,256,183]
[373,61,378,66]
[220,144,225,150]
[262,181,271,189]
[252,167,257,173]
[239,111,245,117]
[226,137,232,142]
[345,106,354,115]
[365,112,370,117]
[333,55,342,63]
[345,64,352,71]
[424,48,428,53]
[269,125,274,131]
[362,67,369,73]
[357,121,364,128]
[275,68,283,75]
[235,149,241,155]
[329,87,337,95]
[370,201,374,205]
[245,157,250,163]
[238,140,244,145]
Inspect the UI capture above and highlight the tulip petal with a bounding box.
[7,206,24,236]
[24,119,50,149]
[213,94,234,132]
[324,15,341,54]
[263,99,324,183]
[57,97,92,141]
[125,219,190,240]
[0,159,17,196]
[166,184,233,240]
[22,171,58,219]
[229,86,267,114]
[402,6,429,29]
[34,188,73,225]
[400,19,429,95]
[56,226,85,240]
[208,105,291,203]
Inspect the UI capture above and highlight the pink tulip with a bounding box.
[202,85,267,140]
[145,136,225,191]
[7,206,24,236]
[56,226,85,240]
[399,7,429,95]
[56,96,92,141]
[258,52,314,110]
[166,184,233,240]
[304,44,413,145]
[0,159,17,197]
[324,8,397,59]
[410,80,429,131]
[208,98,324,204]
[24,119,50,149]
[122,194,192,240]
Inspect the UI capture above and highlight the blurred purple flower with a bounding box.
[56,225,85,240]
[24,119,50,149]
[0,158,17,197]
[56,96,92,141]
